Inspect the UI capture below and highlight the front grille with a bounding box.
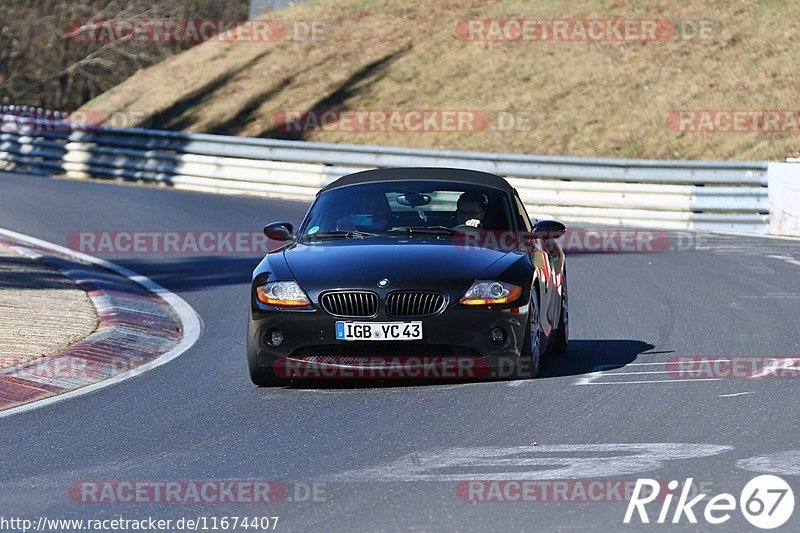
[386,291,446,317]
[320,290,379,317]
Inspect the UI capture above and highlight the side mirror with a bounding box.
[532,220,566,240]
[264,221,294,241]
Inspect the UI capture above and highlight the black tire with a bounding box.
[517,286,542,379]
[248,352,280,387]
[247,317,281,387]
[551,267,569,355]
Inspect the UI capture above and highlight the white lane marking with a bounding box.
[330,443,733,481]
[578,379,720,385]
[766,254,800,267]
[741,292,800,299]
[719,392,754,398]
[618,360,736,366]
[0,227,202,420]
[574,370,605,385]
[574,359,743,385]
[597,370,700,375]
[609,362,674,366]
[738,451,800,476]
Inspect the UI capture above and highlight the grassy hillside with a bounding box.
[82,0,800,160]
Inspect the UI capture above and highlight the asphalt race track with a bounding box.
[1,171,799,531]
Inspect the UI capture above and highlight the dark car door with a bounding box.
[514,193,558,336]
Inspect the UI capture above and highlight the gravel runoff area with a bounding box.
[0,243,97,370]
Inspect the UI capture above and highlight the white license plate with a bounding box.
[335,321,423,341]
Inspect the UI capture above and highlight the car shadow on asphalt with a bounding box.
[538,339,657,378]
[276,339,656,390]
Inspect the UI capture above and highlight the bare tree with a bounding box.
[0,0,249,111]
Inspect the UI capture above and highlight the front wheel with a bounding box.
[517,288,542,379]
[247,317,281,387]
[248,352,280,387]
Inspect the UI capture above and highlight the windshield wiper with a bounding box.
[304,230,379,241]
[386,226,458,236]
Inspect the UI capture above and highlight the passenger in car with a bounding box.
[337,193,396,232]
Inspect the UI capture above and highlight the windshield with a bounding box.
[299,180,516,238]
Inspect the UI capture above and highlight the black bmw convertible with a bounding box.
[247,167,568,385]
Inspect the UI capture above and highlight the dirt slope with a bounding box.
[82,0,800,160]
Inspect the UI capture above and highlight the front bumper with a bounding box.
[249,303,530,369]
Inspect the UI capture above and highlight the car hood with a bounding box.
[282,237,510,290]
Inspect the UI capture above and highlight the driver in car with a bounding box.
[454,192,488,228]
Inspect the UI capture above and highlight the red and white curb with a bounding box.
[0,228,201,418]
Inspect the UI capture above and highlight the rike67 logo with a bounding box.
[624,475,794,529]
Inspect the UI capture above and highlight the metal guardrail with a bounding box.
[0,113,771,233]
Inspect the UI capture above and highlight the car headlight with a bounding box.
[256,281,310,307]
[459,281,522,306]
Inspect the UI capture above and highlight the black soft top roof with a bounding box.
[320,167,516,195]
